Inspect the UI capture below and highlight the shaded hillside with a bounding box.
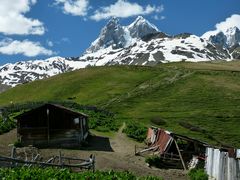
[0,61,240,147]
[0,84,10,93]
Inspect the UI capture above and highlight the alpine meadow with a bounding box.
[0,1,240,179]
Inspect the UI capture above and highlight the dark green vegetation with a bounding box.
[0,167,162,180]
[0,112,17,135]
[188,169,208,180]
[145,156,162,168]
[123,121,147,142]
[0,61,240,147]
[0,101,118,134]
[145,155,182,169]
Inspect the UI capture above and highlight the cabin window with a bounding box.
[74,118,79,125]
[237,149,240,159]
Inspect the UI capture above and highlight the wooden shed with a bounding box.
[136,127,208,170]
[15,104,88,147]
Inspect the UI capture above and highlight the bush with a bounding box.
[123,121,147,142]
[145,155,162,168]
[14,141,23,148]
[0,116,16,135]
[0,167,163,180]
[83,109,119,132]
[188,169,208,180]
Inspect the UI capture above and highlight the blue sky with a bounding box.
[0,0,239,65]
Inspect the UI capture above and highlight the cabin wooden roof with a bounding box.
[15,103,88,120]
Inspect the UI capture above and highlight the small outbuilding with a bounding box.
[136,127,208,170]
[15,104,88,147]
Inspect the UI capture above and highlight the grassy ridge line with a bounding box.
[0,62,240,147]
[0,66,157,106]
[163,61,240,72]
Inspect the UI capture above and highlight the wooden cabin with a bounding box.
[15,104,88,147]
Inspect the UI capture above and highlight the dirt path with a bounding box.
[110,122,136,155]
[88,123,187,180]
[0,127,187,180]
[0,129,16,156]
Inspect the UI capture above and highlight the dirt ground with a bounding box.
[0,125,187,180]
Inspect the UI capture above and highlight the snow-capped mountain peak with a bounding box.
[225,26,238,34]
[202,26,240,48]
[85,16,160,54]
[127,16,159,38]
[225,26,240,47]
[86,17,127,53]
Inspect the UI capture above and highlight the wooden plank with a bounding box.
[136,145,159,155]
[47,110,50,144]
[174,139,187,170]
[80,118,83,143]
[61,156,89,162]
[59,151,63,166]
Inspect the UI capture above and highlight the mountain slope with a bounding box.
[0,56,90,86]
[0,16,238,88]
[80,33,231,67]
[0,62,240,147]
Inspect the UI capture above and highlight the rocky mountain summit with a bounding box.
[202,26,240,48]
[86,16,159,53]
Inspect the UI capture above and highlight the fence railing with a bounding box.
[0,147,95,172]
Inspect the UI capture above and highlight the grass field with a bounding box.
[0,61,240,147]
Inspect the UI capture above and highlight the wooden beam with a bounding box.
[80,118,83,143]
[47,109,50,144]
[174,139,187,170]
[136,145,159,155]
[78,118,81,144]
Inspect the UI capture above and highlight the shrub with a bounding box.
[82,109,119,132]
[123,121,147,142]
[188,169,208,180]
[145,155,162,168]
[14,141,23,148]
[0,116,16,135]
[0,167,163,180]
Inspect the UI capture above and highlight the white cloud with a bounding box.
[215,14,240,32]
[55,0,89,16]
[61,37,70,43]
[90,0,164,21]
[202,14,240,38]
[0,38,55,57]
[153,15,165,20]
[46,40,54,47]
[0,0,45,35]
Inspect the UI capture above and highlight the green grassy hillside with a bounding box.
[0,61,240,147]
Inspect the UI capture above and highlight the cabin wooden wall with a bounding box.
[17,104,88,147]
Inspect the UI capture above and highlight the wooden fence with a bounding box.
[0,147,95,172]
